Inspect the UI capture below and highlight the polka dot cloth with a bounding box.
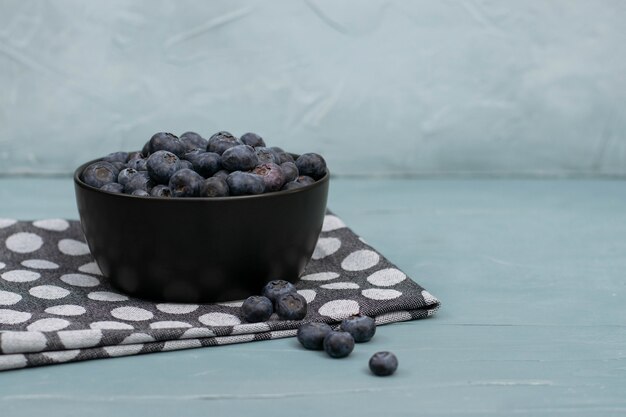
[0,214,439,371]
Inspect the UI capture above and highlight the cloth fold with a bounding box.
[0,214,439,371]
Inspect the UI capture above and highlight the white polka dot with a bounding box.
[217,300,244,307]
[321,282,360,290]
[60,273,100,287]
[111,306,154,321]
[156,303,199,314]
[0,290,22,306]
[0,262,5,270]
[0,354,27,371]
[297,289,316,303]
[33,219,70,232]
[104,344,144,357]
[322,215,346,232]
[341,250,380,271]
[58,329,102,349]
[198,312,240,326]
[231,323,270,334]
[58,239,90,256]
[78,262,103,275]
[215,334,255,344]
[1,331,47,353]
[122,333,155,344]
[44,305,86,316]
[312,237,341,260]
[5,232,43,253]
[1,269,40,283]
[90,321,134,330]
[88,291,128,302]
[162,339,202,351]
[149,321,193,329]
[27,318,71,332]
[361,288,402,300]
[318,299,360,320]
[181,328,215,339]
[421,290,438,305]
[375,311,412,324]
[300,272,339,281]
[21,259,59,269]
[367,268,407,286]
[0,218,17,229]
[29,285,70,300]
[0,309,31,324]
[42,350,80,362]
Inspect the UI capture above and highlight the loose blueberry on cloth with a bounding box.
[0,214,440,371]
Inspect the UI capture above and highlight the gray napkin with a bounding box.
[0,214,439,371]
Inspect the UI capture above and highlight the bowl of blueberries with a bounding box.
[74,131,329,303]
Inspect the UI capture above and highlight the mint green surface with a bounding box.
[1,178,626,416]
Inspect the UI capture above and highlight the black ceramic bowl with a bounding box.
[73,158,329,303]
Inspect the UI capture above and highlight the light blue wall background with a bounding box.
[0,0,625,177]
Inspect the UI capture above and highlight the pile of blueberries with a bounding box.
[244,280,399,377]
[81,131,327,197]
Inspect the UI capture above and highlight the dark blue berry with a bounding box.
[178,159,193,171]
[207,131,241,155]
[147,150,180,184]
[141,140,151,157]
[255,147,280,164]
[226,171,264,196]
[199,177,229,197]
[340,314,376,343]
[190,152,221,177]
[117,168,139,187]
[277,152,295,164]
[281,181,305,191]
[262,280,297,303]
[82,161,118,188]
[323,332,355,358]
[148,132,185,157]
[180,131,207,151]
[240,132,266,148]
[111,161,126,173]
[280,162,298,183]
[212,169,230,179]
[124,171,153,194]
[168,168,203,197]
[221,145,259,171]
[369,352,398,376]
[127,157,148,171]
[295,153,327,180]
[241,296,273,323]
[131,189,150,197]
[275,292,307,320]
[150,184,172,197]
[297,175,315,185]
[100,182,124,193]
[127,151,143,161]
[252,163,285,192]
[297,322,332,350]
[103,152,129,164]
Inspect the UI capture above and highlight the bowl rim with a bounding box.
[74,155,330,202]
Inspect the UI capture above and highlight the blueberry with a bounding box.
[127,151,143,161]
[82,161,118,188]
[117,168,139,187]
[240,132,266,148]
[262,279,297,303]
[141,140,151,157]
[295,153,327,180]
[100,182,124,193]
[269,146,285,153]
[178,159,193,171]
[168,168,203,197]
[124,171,153,194]
[340,314,376,343]
[369,352,398,376]
[180,131,208,151]
[241,295,273,323]
[323,332,355,358]
[275,292,307,320]
[277,152,295,164]
[103,152,129,163]
[280,162,298,183]
[226,171,264,196]
[147,150,180,184]
[212,169,230,179]
[207,131,242,155]
[297,322,332,350]
[199,177,229,197]
[221,145,259,171]
[127,157,148,171]
[131,189,150,197]
[281,181,305,191]
[148,132,185,157]
[191,152,221,178]
[150,184,172,197]
[297,175,315,185]
[111,161,126,173]
[252,163,286,192]
[255,147,279,164]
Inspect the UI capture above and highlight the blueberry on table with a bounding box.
[297,322,332,350]
[255,147,278,164]
[240,132,266,148]
[150,184,172,197]
[369,352,398,376]
[241,295,274,323]
[148,132,185,157]
[100,182,124,193]
[262,280,297,303]
[180,131,207,151]
[340,314,376,343]
[199,177,229,197]
[103,151,129,164]
[207,131,241,155]
[168,168,203,197]
[124,171,153,194]
[147,150,180,184]
[131,189,150,197]
[323,332,355,358]
[82,161,118,188]
[226,171,265,196]
[252,163,286,192]
[280,162,298,183]
[221,145,259,171]
[295,153,327,180]
[190,152,221,178]
[275,292,307,320]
